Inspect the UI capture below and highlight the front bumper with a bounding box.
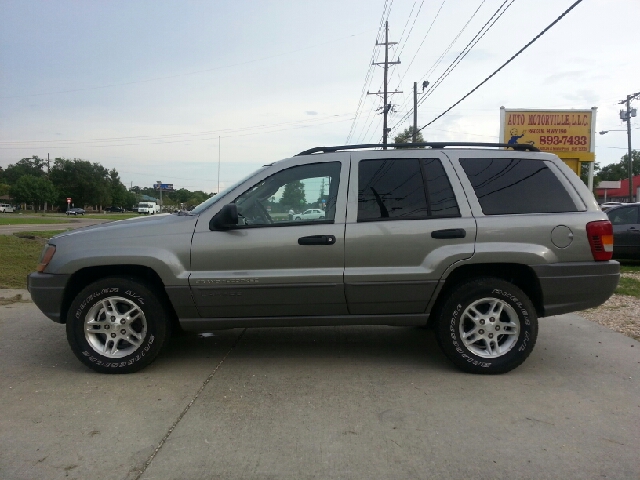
[27,272,71,323]
[531,261,620,317]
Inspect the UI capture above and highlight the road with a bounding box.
[0,297,638,480]
[0,218,111,235]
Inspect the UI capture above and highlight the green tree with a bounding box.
[3,156,47,184]
[393,126,425,148]
[10,175,57,211]
[280,180,306,209]
[50,158,112,208]
[594,150,640,182]
[108,168,128,206]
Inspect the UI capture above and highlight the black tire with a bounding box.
[435,277,538,374]
[66,277,171,374]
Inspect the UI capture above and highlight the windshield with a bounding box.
[138,203,153,208]
[190,165,270,215]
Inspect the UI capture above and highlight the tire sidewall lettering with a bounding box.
[444,284,534,370]
[75,284,155,369]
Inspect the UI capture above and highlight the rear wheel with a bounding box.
[435,277,538,374]
[66,277,171,373]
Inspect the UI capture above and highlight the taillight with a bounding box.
[37,244,56,272]
[586,220,613,261]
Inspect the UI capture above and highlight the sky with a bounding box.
[1,0,639,193]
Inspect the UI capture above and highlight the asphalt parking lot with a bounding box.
[0,299,638,480]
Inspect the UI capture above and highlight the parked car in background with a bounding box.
[606,203,640,259]
[0,203,15,213]
[294,208,325,221]
[105,206,125,213]
[66,208,85,216]
[600,202,625,212]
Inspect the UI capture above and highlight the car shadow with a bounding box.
[160,325,456,373]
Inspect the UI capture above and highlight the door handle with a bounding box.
[431,228,466,239]
[628,227,640,233]
[298,235,336,245]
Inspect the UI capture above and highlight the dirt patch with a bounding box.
[0,294,32,306]
[580,294,640,341]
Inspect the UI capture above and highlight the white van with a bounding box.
[137,201,160,215]
[0,204,14,213]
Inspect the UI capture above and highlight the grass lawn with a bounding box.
[0,216,70,225]
[13,230,70,239]
[619,262,640,274]
[615,277,640,298]
[0,231,71,288]
[0,235,44,288]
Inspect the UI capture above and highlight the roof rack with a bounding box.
[296,142,540,156]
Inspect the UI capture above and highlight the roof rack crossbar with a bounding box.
[296,142,540,156]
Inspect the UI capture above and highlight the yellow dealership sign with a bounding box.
[499,108,596,173]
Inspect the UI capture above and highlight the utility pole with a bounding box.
[412,80,429,143]
[45,153,50,213]
[368,21,401,149]
[619,92,639,202]
[413,82,417,143]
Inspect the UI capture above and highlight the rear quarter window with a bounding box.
[459,157,580,215]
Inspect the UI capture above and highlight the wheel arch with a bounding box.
[60,265,179,330]
[428,263,544,324]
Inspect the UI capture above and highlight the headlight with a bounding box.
[37,244,56,272]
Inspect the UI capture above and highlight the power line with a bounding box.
[397,0,447,85]
[392,0,515,130]
[393,0,486,124]
[346,0,394,143]
[417,0,585,133]
[423,0,514,99]
[396,0,427,59]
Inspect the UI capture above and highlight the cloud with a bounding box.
[544,71,587,84]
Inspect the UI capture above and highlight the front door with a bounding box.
[190,157,349,318]
[344,152,476,315]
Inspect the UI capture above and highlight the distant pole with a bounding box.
[217,136,221,194]
[413,82,418,143]
[627,95,633,202]
[45,153,50,213]
[619,92,639,202]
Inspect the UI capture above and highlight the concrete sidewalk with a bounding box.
[0,301,638,479]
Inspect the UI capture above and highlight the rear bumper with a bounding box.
[531,261,619,317]
[27,272,70,323]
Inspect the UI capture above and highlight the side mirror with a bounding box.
[209,204,239,231]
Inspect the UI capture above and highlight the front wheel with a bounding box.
[435,277,538,374]
[66,277,171,373]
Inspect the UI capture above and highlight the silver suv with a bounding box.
[28,143,619,374]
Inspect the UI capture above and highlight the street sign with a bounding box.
[153,184,174,191]
[66,198,71,203]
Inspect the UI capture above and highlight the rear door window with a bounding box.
[459,158,579,215]
[357,158,460,221]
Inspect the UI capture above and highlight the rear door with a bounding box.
[344,151,476,315]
